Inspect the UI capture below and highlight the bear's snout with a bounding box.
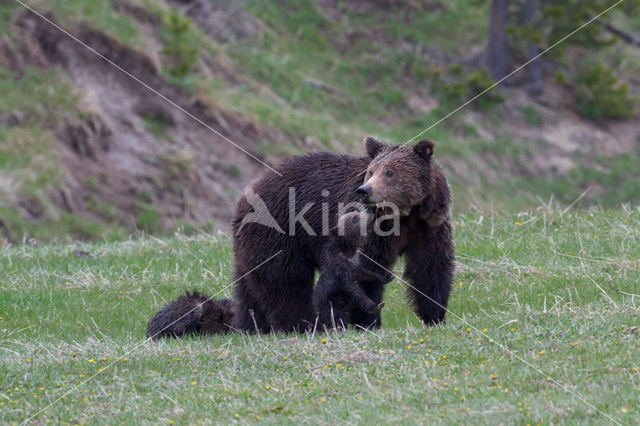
[356,185,371,198]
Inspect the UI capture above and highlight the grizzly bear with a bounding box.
[148,137,454,335]
[229,137,453,333]
[314,210,394,329]
[146,292,234,339]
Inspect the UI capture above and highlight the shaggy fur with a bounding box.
[146,291,234,339]
[314,210,393,329]
[149,137,454,335]
[229,137,453,333]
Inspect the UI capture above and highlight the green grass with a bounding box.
[141,114,172,141]
[0,68,78,126]
[1,209,638,423]
[0,68,74,205]
[29,0,143,48]
[0,0,16,34]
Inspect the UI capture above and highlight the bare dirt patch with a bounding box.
[3,11,292,233]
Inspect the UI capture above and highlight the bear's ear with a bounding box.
[364,136,384,158]
[414,139,434,160]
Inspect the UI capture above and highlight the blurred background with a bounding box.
[1,0,639,243]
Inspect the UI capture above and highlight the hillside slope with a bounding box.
[1,0,640,242]
[1,5,292,241]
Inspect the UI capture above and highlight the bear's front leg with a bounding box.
[348,281,385,329]
[403,220,454,325]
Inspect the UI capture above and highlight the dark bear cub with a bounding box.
[314,210,394,329]
[146,291,234,339]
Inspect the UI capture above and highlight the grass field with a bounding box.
[1,208,639,424]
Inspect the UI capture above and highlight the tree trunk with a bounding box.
[487,0,511,80]
[521,0,542,95]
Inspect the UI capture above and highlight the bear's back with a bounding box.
[233,152,370,233]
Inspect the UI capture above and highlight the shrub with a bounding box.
[574,65,635,121]
[554,71,566,85]
[438,67,505,110]
[161,12,199,78]
[135,202,161,232]
[522,105,544,127]
[466,69,505,110]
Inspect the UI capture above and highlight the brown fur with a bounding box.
[229,137,453,332]
[146,292,234,339]
[314,210,393,329]
[149,137,454,335]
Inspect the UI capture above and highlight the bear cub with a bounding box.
[146,291,234,339]
[314,210,394,329]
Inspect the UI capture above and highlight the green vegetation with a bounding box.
[0,126,60,198]
[0,0,639,241]
[161,12,200,78]
[522,105,544,127]
[220,1,487,145]
[141,113,171,140]
[0,68,121,241]
[498,0,639,120]
[0,2,638,423]
[574,65,636,121]
[135,202,162,233]
[0,207,127,242]
[439,66,505,110]
[0,0,15,34]
[1,210,638,423]
[526,150,640,206]
[29,0,142,48]
[0,68,78,126]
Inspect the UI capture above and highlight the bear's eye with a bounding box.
[367,170,372,178]
[385,170,393,178]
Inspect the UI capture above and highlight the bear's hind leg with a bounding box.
[233,276,271,334]
[263,261,316,333]
[265,289,316,333]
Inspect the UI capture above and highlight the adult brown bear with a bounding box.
[231,137,454,333]
[147,137,454,337]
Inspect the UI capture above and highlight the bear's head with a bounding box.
[337,209,372,249]
[357,136,435,217]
